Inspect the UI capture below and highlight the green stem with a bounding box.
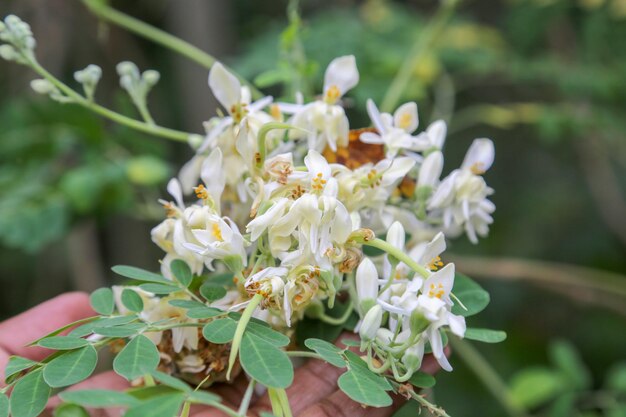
[316,299,354,325]
[256,122,300,169]
[449,337,527,417]
[276,388,293,417]
[29,60,193,142]
[407,388,451,417]
[81,0,262,99]
[237,378,256,416]
[143,373,156,387]
[285,350,323,359]
[364,238,430,279]
[227,293,264,380]
[179,401,191,417]
[380,0,460,112]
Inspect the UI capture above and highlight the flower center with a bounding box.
[398,113,412,130]
[428,256,444,271]
[311,172,327,191]
[470,162,485,175]
[324,85,341,104]
[194,184,209,200]
[212,223,224,241]
[428,283,445,299]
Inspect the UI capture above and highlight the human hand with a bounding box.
[0,293,442,417]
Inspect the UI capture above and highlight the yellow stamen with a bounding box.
[470,162,485,175]
[311,172,326,191]
[428,256,444,271]
[324,85,341,104]
[428,283,445,299]
[212,223,223,241]
[194,184,209,200]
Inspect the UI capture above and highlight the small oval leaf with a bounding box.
[170,260,192,287]
[111,265,169,283]
[199,284,227,302]
[59,390,140,407]
[9,369,51,417]
[202,318,237,344]
[239,333,294,389]
[337,370,392,407]
[113,335,160,380]
[304,338,345,367]
[464,328,507,343]
[43,345,98,388]
[121,289,144,313]
[38,336,89,350]
[89,288,114,315]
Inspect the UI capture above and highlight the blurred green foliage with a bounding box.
[0,99,170,252]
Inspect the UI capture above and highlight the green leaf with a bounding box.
[343,350,393,390]
[111,265,169,284]
[92,323,146,338]
[408,371,436,388]
[168,300,205,309]
[304,338,346,367]
[113,335,160,380]
[43,345,98,388]
[170,259,193,287]
[9,369,51,417]
[549,340,591,390]
[464,328,507,343]
[27,316,99,346]
[202,318,237,344]
[338,370,392,407]
[124,393,185,417]
[68,315,138,337]
[451,274,490,317]
[205,272,235,287]
[53,403,89,417]
[121,289,144,313]
[187,307,224,319]
[247,322,291,347]
[4,356,38,383]
[187,390,221,405]
[59,389,140,407]
[199,283,227,302]
[341,339,361,347]
[149,370,192,392]
[89,288,114,315]
[548,392,576,417]
[0,393,8,417]
[138,283,179,294]
[605,362,626,393]
[509,367,566,409]
[38,336,89,350]
[240,333,294,389]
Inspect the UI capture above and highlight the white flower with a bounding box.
[429,138,496,243]
[283,56,359,152]
[360,99,428,158]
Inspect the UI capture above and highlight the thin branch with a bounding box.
[81,0,263,100]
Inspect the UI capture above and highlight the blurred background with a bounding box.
[0,0,625,416]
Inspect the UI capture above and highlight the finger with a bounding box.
[0,292,94,360]
[47,371,130,417]
[300,388,405,417]
[0,346,10,387]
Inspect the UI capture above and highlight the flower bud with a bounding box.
[0,44,17,61]
[409,311,430,335]
[142,70,160,86]
[401,344,424,372]
[356,258,378,310]
[116,61,138,77]
[187,134,205,149]
[30,79,55,95]
[359,304,383,342]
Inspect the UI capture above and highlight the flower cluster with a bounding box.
[147,55,496,374]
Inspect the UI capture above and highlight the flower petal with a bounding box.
[393,102,419,133]
[324,55,359,97]
[208,62,241,112]
[461,138,494,174]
